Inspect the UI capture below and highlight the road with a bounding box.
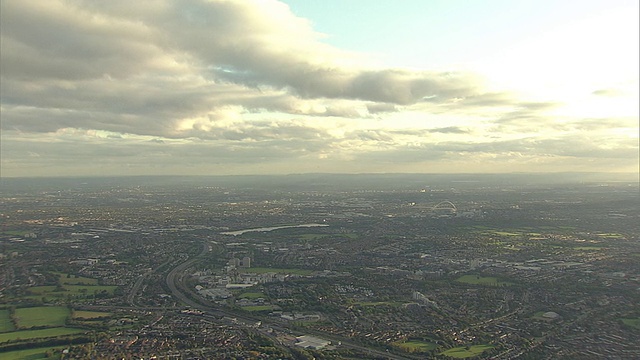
[165,241,211,309]
[163,241,417,360]
[127,257,173,307]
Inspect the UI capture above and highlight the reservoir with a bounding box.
[221,223,328,236]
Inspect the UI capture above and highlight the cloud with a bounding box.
[592,88,625,97]
[366,103,399,114]
[429,127,469,134]
[0,0,637,176]
[346,133,639,172]
[1,0,484,145]
[0,1,172,80]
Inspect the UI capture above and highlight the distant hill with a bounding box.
[1,172,637,193]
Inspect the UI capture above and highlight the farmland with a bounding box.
[14,307,70,329]
[1,345,68,360]
[0,309,15,333]
[0,327,85,344]
[72,311,112,320]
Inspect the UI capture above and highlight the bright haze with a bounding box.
[1,0,638,177]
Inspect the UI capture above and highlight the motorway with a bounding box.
[164,241,211,310]
[163,240,417,360]
[127,257,173,306]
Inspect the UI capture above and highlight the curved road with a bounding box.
[164,241,416,360]
[165,241,211,309]
[127,257,173,306]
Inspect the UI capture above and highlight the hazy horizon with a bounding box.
[1,0,638,177]
[1,172,637,192]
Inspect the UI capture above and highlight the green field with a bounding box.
[55,273,98,285]
[26,286,57,295]
[0,309,15,332]
[355,301,401,307]
[0,327,84,343]
[0,345,68,360]
[471,225,578,237]
[237,292,265,299]
[14,307,70,328]
[72,310,112,320]
[241,305,278,312]
[489,231,521,236]
[532,311,546,318]
[621,317,640,329]
[298,234,327,240]
[456,275,512,287]
[27,284,117,299]
[440,345,494,358]
[392,340,437,352]
[241,267,313,275]
[63,285,118,295]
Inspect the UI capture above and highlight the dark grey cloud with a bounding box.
[1,0,484,144]
[0,1,166,81]
[1,0,481,110]
[366,103,399,114]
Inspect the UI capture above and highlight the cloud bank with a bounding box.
[1,0,637,176]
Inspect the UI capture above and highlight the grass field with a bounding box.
[472,225,577,237]
[621,317,640,329]
[355,301,401,307]
[392,340,437,352]
[241,305,278,312]
[237,292,265,299]
[63,285,118,295]
[14,306,70,328]
[27,284,117,299]
[240,267,313,275]
[298,234,327,240]
[532,311,546,318]
[0,327,85,343]
[456,275,512,287]
[440,345,494,358]
[0,309,16,332]
[489,231,521,236]
[26,286,57,295]
[72,310,112,320]
[0,345,68,360]
[55,273,98,285]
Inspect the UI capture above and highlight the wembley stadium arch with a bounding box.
[431,201,457,216]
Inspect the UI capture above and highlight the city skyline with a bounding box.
[1,0,638,177]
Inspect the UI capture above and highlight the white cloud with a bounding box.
[0,0,637,176]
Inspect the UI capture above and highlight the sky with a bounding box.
[1,0,638,177]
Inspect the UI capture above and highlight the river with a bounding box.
[220,223,328,236]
